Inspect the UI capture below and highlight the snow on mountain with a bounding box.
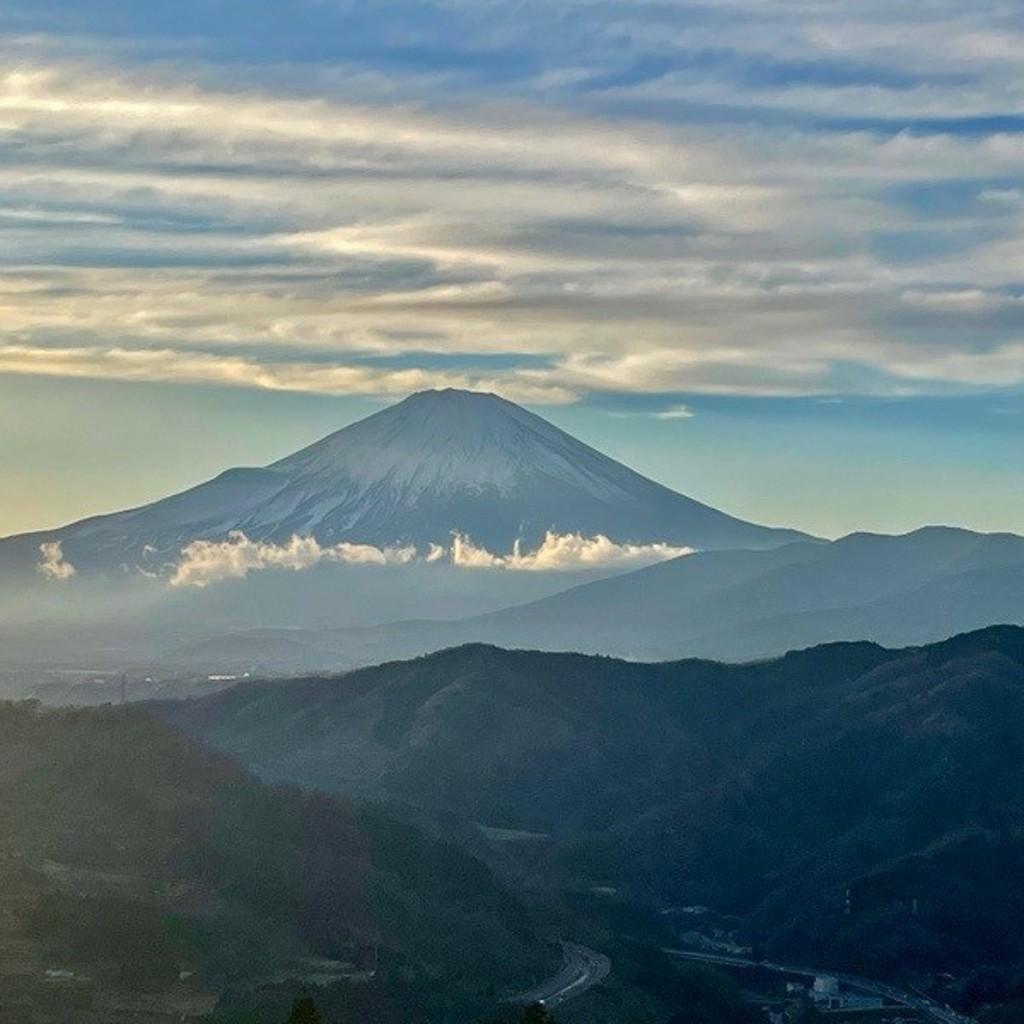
[1,388,809,579]
[274,387,628,501]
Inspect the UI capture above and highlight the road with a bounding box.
[512,942,611,1009]
[665,948,975,1024]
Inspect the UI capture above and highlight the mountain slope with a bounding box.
[0,701,550,1023]
[162,627,1024,1000]
[0,389,807,579]
[464,525,1024,660]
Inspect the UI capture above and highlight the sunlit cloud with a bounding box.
[449,531,694,571]
[37,540,76,580]
[0,0,1021,403]
[168,530,693,587]
[0,344,578,404]
[170,531,417,588]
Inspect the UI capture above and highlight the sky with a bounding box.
[1,0,1023,539]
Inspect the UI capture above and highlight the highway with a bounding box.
[512,942,611,1009]
[665,948,976,1024]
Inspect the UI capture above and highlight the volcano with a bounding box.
[2,389,808,578]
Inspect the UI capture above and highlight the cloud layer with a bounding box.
[169,530,692,587]
[170,532,416,588]
[450,532,693,571]
[0,3,1022,402]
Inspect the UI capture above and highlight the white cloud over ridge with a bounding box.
[170,532,417,588]
[449,531,693,571]
[37,541,76,580]
[169,530,692,587]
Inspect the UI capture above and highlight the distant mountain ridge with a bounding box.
[465,524,1024,659]
[0,388,807,579]
[160,525,1024,674]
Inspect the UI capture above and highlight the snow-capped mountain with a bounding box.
[0,389,808,578]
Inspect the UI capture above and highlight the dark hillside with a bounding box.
[165,626,1024,1001]
[0,701,551,1024]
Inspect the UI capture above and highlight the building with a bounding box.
[810,976,885,1013]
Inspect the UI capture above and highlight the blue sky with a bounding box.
[1,0,1023,537]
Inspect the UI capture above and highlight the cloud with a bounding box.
[0,4,1023,403]
[653,403,694,420]
[0,344,578,404]
[37,540,76,580]
[449,531,693,571]
[169,531,417,588]
[168,530,692,586]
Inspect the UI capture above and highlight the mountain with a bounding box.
[156,526,1024,675]
[0,701,552,1024]
[163,627,1024,1006]
[458,524,1024,660]
[0,388,806,581]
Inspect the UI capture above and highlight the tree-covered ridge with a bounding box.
[0,701,552,1023]
[166,626,1024,1002]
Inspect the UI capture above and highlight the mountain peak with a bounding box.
[389,386,533,422]
[15,389,808,573]
[254,390,806,549]
[405,386,502,401]
[270,386,613,501]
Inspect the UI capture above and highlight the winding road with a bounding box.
[512,942,611,1009]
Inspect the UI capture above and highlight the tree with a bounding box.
[666,964,753,1024]
[286,997,323,1024]
[521,1003,557,1024]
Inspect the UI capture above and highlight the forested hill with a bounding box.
[0,701,551,1024]
[165,625,1024,1000]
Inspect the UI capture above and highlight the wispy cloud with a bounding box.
[653,403,694,420]
[0,1,1022,402]
[0,344,577,404]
